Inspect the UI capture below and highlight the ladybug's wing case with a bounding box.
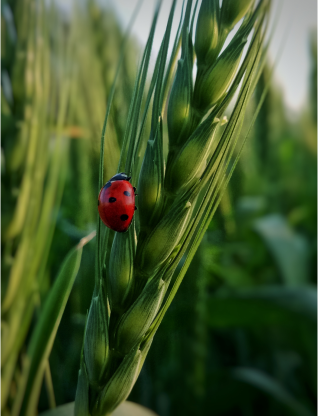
[98,181,135,232]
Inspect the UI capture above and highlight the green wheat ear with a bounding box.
[75,0,272,414]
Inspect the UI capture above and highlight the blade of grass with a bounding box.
[44,361,56,409]
[20,233,95,416]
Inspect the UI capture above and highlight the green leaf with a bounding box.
[254,214,309,286]
[20,237,90,416]
[232,367,315,416]
[39,401,158,416]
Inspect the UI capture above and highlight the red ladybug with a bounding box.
[98,172,137,232]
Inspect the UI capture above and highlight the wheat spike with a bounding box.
[75,1,271,414]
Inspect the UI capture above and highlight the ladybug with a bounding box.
[98,172,137,233]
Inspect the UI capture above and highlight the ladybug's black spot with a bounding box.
[109,197,116,203]
[104,182,111,189]
[123,191,131,197]
[120,214,129,221]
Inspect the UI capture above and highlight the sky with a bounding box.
[104,0,317,112]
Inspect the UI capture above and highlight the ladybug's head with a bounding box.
[109,172,131,182]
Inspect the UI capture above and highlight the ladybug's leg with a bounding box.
[134,206,138,210]
[133,187,136,191]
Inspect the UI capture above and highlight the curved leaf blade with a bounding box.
[20,234,95,416]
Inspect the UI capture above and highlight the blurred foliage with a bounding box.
[1,0,142,414]
[2,0,74,413]
[1,1,316,416]
[309,30,317,125]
